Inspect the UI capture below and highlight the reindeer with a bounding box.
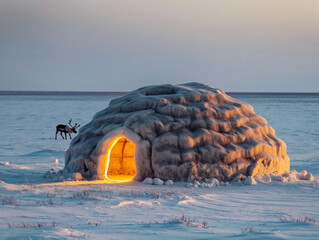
[55,119,80,140]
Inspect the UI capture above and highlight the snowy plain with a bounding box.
[0,92,319,239]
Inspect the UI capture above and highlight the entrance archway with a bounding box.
[105,136,136,182]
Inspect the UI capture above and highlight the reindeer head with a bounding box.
[68,119,80,133]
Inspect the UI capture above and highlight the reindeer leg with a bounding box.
[69,134,72,139]
[65,132,67,140]
[60,132,64,139]
[55,131,58,140]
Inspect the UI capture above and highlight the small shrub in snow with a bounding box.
[47,198,63,206]
[1,196,20,206]
[161,214,208,228]
[153,178,164,185]
[279,216,316,223]
[7,221,59,228]
[140,215,209,228]
[143,178,154,185]
[242,227,262,233]
[36,198,64,207]
[143,189,160,199]
[53,188,65,197]
[200,220,208,228]
[165,214,196,226]
[72,191,98,200]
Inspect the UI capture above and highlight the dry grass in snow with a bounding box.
[140,214,209,228]
[7,221,59,228]
[279,216,316,223]
[1,195,20,206]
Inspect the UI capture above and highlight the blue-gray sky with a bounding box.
[0,0,318,92]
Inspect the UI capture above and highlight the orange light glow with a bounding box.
[105,136,136,183]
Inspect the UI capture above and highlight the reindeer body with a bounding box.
[55,120,80,140]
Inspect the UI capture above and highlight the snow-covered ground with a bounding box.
[1,92,319,239]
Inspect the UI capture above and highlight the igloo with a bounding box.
[63,82,290,182]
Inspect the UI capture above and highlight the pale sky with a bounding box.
[0,0,318,92]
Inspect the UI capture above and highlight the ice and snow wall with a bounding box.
[63,82,290,182]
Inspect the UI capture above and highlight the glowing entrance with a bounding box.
[105,136,136,182]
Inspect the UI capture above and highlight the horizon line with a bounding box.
[1,90,319,95]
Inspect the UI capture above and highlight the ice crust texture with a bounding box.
[64,82,290,182]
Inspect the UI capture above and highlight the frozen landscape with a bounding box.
[1,92,319,239]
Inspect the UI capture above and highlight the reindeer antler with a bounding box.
[74,123,80,128]
[68,119,74,127]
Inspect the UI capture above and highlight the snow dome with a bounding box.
[63,82,290,182]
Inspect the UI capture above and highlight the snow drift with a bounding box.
[63,82,290,182]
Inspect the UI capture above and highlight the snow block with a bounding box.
[153,178,164,185]
[164,180,174,185]
[143,177,154,185]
